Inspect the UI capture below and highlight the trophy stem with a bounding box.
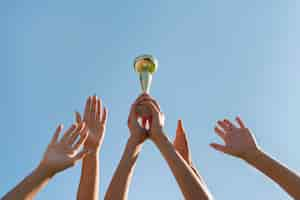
[139,71,152,94]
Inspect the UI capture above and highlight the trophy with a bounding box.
[133,54,158,129]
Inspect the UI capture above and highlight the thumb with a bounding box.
[75,112,82,123]
[210,143,229,154]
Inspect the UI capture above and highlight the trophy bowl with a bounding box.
[134,54,158,74]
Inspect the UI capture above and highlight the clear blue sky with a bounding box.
[1,0,300,199]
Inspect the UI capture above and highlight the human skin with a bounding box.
[173,119,210,188]
[211,117,300,199]
[76,96,108,200]
[104,94,148,200]
[140,97,213,200]
[2,123,89,200]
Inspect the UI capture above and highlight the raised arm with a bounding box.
[173,120,210,188]
[76,96,108,200]
[140,98,213,200]
[211,117,300,199]
[2,123,89,200]
[104,95,148,200]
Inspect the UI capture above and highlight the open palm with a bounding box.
[40,123,89,175]
[210,117,259,160]
[76,96,108,152]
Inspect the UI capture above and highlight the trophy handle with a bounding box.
[139,71,152,94]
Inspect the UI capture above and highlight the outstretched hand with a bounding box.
[76,96,108,153]
[39,123,89,176]
[210,117,260,160]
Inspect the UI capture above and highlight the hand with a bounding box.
[39,123,89,176]
[173,120,202,179]
[76,96,108,153]
[210,117,260,160]
[128,94,149,145]
[173,120,192,164]
[139,97,165,142]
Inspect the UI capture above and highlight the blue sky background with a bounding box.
[1,0,300,199]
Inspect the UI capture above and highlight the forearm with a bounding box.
[190,165,210,188]
[104,137,142,200]
[2,165,52,200]
[153,133,212,200]
[77,152,99,200]
[245,149,300,199]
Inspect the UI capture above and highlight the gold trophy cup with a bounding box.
[133,54,158,129]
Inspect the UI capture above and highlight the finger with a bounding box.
[75,112,82,123]
[217,120,230,131]
[61,124,78,142]
[149,116,153,127]
[210,143,229,154]
[128,105,140,129]
[223,119,237,129]
[50,124,63,145]
[142,117,147,128]
[137,97,161,111]
[174,120,192,164]
[73,149,89,162]
[214,127,226,141]
[236,116,246,128]
[84,96,92,121]
[140,101,161,124]
[68,123,86,145]
[128,104,136,120]
[135,93,150,103]
[73,127,89,150]
[176,119,185,136]
[135,95,152,106]
[96,99,102,121]
[128,104,138,123]
[148,98,161,111]
[101,107,108,125]
[91,95,97,120]
[174,120,186,143]
[140,100,160,114]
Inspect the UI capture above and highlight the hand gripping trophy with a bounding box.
[133,54,158,129]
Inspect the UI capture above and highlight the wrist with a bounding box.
[242,147,264,163]
[152,131,169,146]
[84,143,102,154]
[119,137,144,166]
[128,136,144,148]
[36,164,56,179]
[84,150,99,159]
[150,129,166,143]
